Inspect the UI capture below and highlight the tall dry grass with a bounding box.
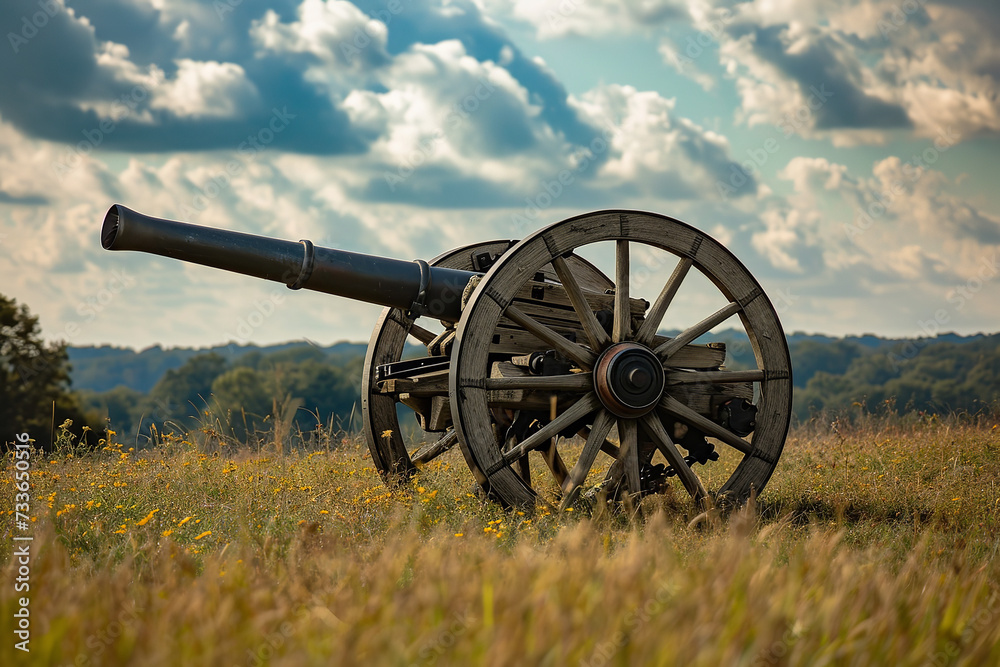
[3,415,1000,666]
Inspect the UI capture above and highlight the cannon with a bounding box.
[101,204,792,509]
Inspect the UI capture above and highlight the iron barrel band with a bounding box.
[406,259,432,319]
[287,239,316,290]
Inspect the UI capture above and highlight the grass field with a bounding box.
[4,412,1000,666]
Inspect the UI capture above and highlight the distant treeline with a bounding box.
[72,344,388,445]
[70,330,1000,443]
[789,333,1000,420]
[708,330,1000,420]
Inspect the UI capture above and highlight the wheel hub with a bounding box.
[594,342,665,418]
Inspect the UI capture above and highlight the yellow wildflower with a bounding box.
[136,509,160,526]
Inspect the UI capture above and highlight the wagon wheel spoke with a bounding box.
[635,257,693,346]
[654,301,742,360]
[542,440,570,487]
[560,409,616,510]
[504,304,596,369]
[612,418,642,500]
[613,240,631,343]
[411,429,458,465]
[659,395,753,455]
[500,426,528,482]
[484,373,592,392]
[497,393,601,466]
[516,454,531,485]
[579,426,621,458]
[665,369,766,385]
[552,255,611,352]
[407,322,436,345]
[641,413,708,503]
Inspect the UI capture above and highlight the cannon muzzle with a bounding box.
[102,204,476,321]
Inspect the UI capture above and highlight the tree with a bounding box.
[283,362,359,430]
[789,339,866,388]
[76,386,146,441]
[149,352,229,423]
[210,366,275,438]
[1,293,93,448]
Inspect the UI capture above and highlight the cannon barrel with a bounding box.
[101,204,477,322]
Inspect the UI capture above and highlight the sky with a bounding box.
[1,0,998,351]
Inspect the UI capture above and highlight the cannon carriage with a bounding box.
[101,205,792,510]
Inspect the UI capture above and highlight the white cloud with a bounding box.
[358,39,555,189]
[757,154,1000,286]
[658,39,716,91]
[150,59,260,119]
[882,244,949,282]
[250,0,389,69]
[705,0,1000,143]
[570,84,741,198]
[477,0,687,39]
[753,207,812,273]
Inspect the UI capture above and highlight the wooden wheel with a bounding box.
[362,240,513,483]
[449,211,793,510]
[362,240,614,483]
